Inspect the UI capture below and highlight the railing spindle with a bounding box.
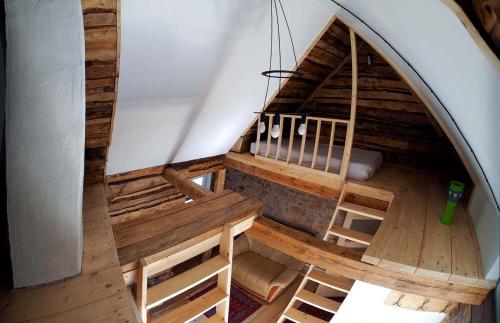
[298,119,308,166]
[311,120,321,169]
[275,115,284,160]
[255,114,262,156]
[287,117,296,163]
[325,121,335,172]
[265,114,273,158]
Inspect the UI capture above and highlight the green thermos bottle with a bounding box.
[439,180,465,225]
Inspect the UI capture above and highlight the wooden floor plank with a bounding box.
[31,291,135,323]
[113,192,240,248]
[379,175,428,273]
[450,207,479,285]
[415,177,452,280]
[0,184,138,323]
[117,198,261,268]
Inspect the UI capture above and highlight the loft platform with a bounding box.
[226,152,495,290]
[112,168,262,282]
[246,216,493,305]
[352,164,491,287]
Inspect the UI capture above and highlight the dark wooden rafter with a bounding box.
[82,0,120,185]
[297,41,366,113]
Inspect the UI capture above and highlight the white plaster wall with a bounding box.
[5,0,85,287]
[172,0,337,162]
[331,281,445,323]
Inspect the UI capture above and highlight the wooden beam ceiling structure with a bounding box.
[82,0,121,185]
[235,18,468,175]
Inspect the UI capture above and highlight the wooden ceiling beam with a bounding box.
[297,41,366,113]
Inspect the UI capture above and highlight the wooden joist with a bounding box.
[163,168,215,199]
[246,216,491,305]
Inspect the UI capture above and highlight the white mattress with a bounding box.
[250,139,383,181]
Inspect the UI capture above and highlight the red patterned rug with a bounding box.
[188,282,263,323]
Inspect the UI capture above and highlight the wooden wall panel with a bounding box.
[82,0,120,185]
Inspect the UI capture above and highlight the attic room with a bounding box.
[0,0,499,323]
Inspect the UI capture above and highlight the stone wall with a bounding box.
[224,169,338,238]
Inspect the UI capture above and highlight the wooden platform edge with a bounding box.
[246,217,494,305]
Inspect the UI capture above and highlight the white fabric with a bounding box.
[250,139,383,181]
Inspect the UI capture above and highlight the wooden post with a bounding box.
[216,223,235,321]
[255,114,262,156]
[339,29,357,180]
[311,120,322,169]
[275,115,284,160]
[265,114,274,158]
[136,258,148,323]
[298,119,308,166]
[212,169,226,193]
[287,117,296,163]
[325,121,336,172]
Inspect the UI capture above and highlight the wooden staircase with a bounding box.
[278,182,393,322]
[136,223,237,323]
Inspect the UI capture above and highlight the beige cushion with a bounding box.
[232,251,285,298]
[232,234,303,301]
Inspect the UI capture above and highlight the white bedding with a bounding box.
[250,139,383,181]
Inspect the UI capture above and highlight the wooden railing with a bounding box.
[254,26,358,183]
[254,113,351,180]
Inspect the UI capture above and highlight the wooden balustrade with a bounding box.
[255,113,351,180]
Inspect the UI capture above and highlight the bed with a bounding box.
[250,138,383,181]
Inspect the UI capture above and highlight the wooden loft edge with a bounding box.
[105,155,225,184]
[245,216,494,305]
[224,152,342,200]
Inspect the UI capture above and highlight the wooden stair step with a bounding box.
[283,307,328,323]
[343,182,394,202]
[295,290,341,313]
[328,226,373,245]
[338,201,386,220]
[205,315,225,322]
[308,269,354,293]
[147,255,230,309]
[153,288,228,323]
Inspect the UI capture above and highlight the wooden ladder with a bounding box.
[277,182,393,322]
[136,223,236,323]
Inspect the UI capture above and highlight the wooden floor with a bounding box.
[358,164,492,287]
[0,185,138,322]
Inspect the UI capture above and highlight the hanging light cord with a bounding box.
[329,0,499,210]
[274,0,282,104]
[261,0,274,112]
[277,0,299,70]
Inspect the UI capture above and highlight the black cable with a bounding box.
[277,0,299,69]
[273,0,282,101]
[261,0,274,113]
[329,0,499,210]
